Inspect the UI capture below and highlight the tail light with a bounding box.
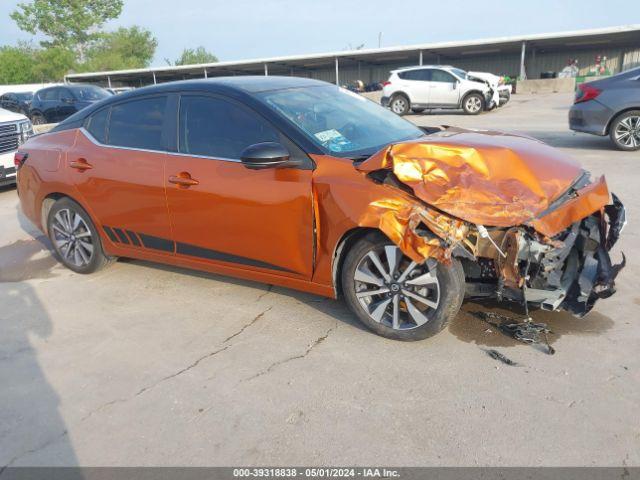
[575,83,601,104]
[382,81,391,87]
[14,152,28,169]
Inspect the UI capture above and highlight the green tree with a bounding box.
[11,0,123,58]
[174,46,218,66]
[32,46,76,81]
[0,43,37,84]
[81,26,157,72]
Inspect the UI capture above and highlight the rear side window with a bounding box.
[431,70,456,83]
[179,95,279,159]
[86,108,109,144]
[398,69,430,81]
[108,96,167,151]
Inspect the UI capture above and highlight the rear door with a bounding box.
[68,95,173,253]
[163,93,314,279]
[398,69,431,104]
[428,69,460,106]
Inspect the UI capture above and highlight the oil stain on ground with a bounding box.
[0,237,58,282]
[449,300,614,348]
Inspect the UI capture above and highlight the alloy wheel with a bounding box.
[614,115,640,149]
[51,208,94,268]
[391,98,407,114]
[465,96,482,113]
[353,245,440,330]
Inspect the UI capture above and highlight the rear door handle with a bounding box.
[168,172,199,187]
[69,158,93,170]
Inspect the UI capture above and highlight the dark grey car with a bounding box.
[569,67,640,151]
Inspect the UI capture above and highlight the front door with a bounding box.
[164,94,314,279]
[68,95,173,253]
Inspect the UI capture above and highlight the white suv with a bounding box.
[382,66,492,115]
[0,108,33,187]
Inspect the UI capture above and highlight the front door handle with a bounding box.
[69,158,93,170]
[168,172,199,187]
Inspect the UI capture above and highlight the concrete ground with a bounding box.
[1,93,638,467]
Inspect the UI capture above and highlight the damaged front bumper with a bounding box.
[465,193,626,316]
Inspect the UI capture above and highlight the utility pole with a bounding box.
[378,32,383,48]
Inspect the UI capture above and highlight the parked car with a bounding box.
[467,71,512,106]
[0,92,33,116]
[381,66,492,115]
[569,67,640,151]
[30,84,111,125]
[0,107,33,186]
[15,77,625,341]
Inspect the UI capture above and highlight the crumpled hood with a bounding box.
[356,127,584,227]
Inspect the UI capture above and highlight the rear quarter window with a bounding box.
[85,108,109,144]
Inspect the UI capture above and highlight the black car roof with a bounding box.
[53,76,330,129]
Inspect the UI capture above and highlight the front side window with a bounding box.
[258,85,424,158]
[431,70,457,83]
[40,89,59,101]
[179,95,279,159]
[108,96,167,150]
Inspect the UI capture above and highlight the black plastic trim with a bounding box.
[103,226,118,243]
[126,230,141,247]
[138,233,175,253]
[113,228,131,245]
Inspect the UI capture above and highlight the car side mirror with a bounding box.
[240,142,290,170]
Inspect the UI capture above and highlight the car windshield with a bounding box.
[450,68,468,80]
[258,85,424,158]
[73,86,111,101]
[15,92,33,101]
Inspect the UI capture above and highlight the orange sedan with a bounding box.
[15,77,625,341]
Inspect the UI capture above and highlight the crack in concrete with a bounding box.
[256,284,273,302]
[1,429,68,472]
[80,305,275,422]
[243,323,337,382]
[223,306,272,343]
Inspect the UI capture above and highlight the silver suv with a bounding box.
[381,66,491,115]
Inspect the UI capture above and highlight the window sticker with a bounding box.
[314,129,345,143]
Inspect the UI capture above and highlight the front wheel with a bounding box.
[341,232,465,341]
[609,110,640,151]
[462,93,485,115]
[31,113,46,125]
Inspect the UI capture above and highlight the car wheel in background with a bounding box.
[341,231,465,341]
[462,93,485,115]
[31,113,46,125]
[609,110,640,151]
[390,94,410,116]
[47,197,114,274]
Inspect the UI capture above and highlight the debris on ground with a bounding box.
[473,311,556,355]
[484,349,518,366]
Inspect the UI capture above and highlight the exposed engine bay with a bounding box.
[356,126,626,317]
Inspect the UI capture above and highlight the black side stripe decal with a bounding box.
[137,233,174,253]
[103,226,118,243]
[113,228,130,245]
[102,226,296,274]
[126,230,141,247]
[175,242,296,274]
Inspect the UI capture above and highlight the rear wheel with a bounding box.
[609,110,640,151]
[47,198,113,274]
[390,94,410,116]
[462,93,484,115]
[341,232,465,341]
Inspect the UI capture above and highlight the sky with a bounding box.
[1,0,638,67]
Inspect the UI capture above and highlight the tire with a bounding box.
[47,197,114,274]
[411,108,425,114]
[462,93,485,115]
[389,94,410,116]
[31,113,46,125]
[609,110,640,151]
[341,231,465,341]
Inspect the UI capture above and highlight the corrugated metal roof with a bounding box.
[66,24,640,81]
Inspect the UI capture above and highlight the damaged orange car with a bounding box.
[15,77,626,341]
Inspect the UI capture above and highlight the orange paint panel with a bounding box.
[531,176,610,237]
